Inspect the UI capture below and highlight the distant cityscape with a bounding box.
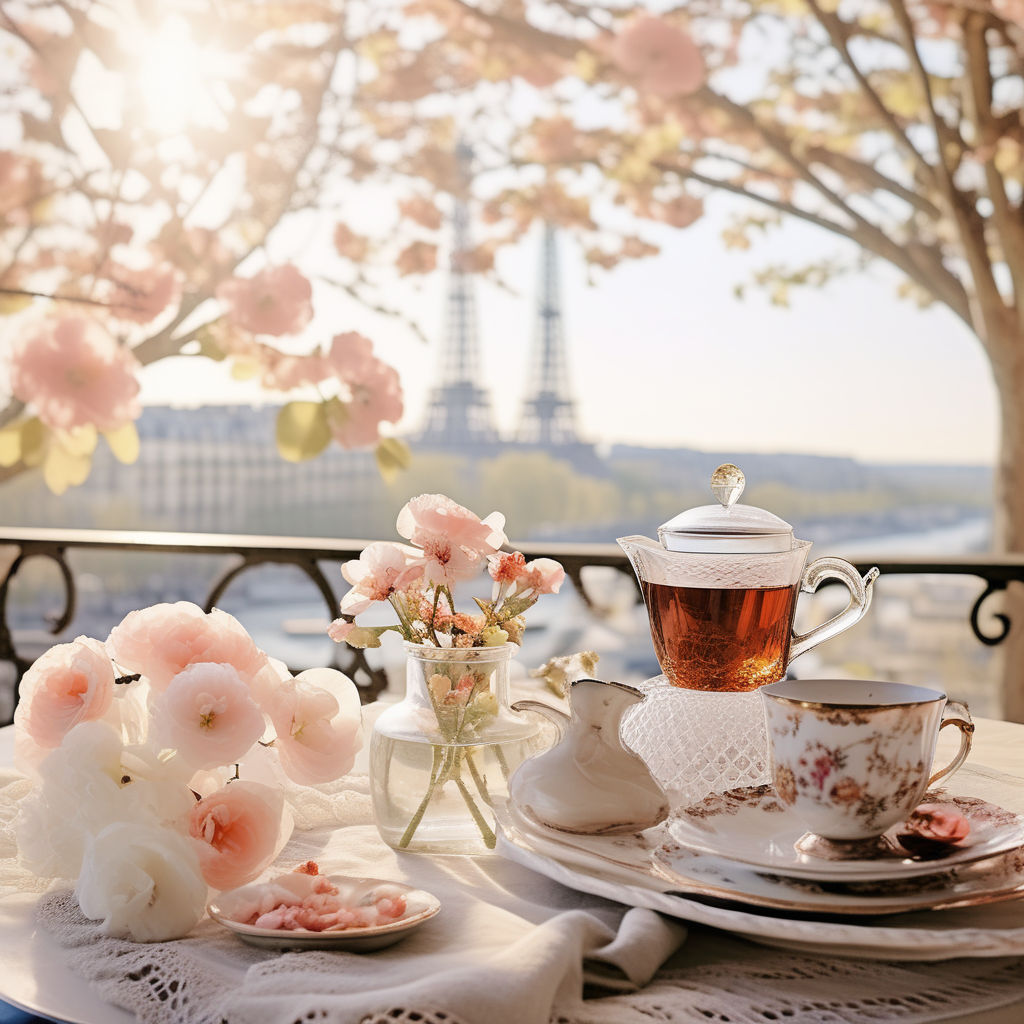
[0,182,1002,720]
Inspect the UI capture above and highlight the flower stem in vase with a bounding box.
[398,743,445,849]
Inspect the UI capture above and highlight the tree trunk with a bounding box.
[992,349,1024,722]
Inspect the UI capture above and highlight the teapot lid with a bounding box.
[658,464,793,553]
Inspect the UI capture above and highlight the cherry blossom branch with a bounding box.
[805,0,935,187]
[0,287,118,309]
[651,157,972,327]
[962,9,1024,323]
[888,0,1006,344]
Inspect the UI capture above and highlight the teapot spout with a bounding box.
[617,534,669,587]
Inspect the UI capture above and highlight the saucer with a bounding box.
[208,874,441,951]
[668,786,1024,881]
[500,801,1024,917]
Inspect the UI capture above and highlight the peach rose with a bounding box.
[265,668,362,785]
[106,602,274,695]
[14,637,115,752]
[898,802,971,855]
[9,314,141,432]
[153,663,266,769]
[188,780,288,891]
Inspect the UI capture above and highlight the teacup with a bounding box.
[760,679,974,843]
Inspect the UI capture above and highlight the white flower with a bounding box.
[76,822,208,941]
[15,721,193,879]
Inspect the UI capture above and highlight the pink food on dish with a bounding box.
[229,869,408,932]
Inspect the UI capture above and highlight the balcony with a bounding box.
[2,527,1021,725]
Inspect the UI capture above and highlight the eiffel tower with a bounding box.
[517,224,581,447]
[417,142,501,451]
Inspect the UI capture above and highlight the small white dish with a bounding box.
[668,786,1024,881]
[208,874,441,952]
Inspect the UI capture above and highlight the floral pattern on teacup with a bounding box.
[764,698,943,840]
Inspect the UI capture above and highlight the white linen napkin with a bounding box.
[219,823,688,1024]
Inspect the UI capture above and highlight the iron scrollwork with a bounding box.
[0,544,77,713]
[970,579,1011,647]
[203,552,389,703]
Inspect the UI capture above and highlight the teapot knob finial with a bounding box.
[711,463,745,508]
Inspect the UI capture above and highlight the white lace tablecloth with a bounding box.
[5,721,1024,1024]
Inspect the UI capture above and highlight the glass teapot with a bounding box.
[618,464,879,693]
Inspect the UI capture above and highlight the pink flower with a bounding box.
[217,264,313,337]
[611,16,706,98]
[265,668,362,786]
[107,264,181,324]
[14,637,114,751]
[397,493,506,587]
[153,663,266,769]
[898,803,971,856]
[333,223,369,262]
[9,315,141,432]
[0,151,41,221]
[188,781,287,891]
[995,0,1024,25]
[339,542,424,615]
[326,619,355,643]
[107,602,274,695]
[399,196,443,230]
[488,551,528,584]
[523,558,565,594]
[809,753,836,791]
[396,240,438,276]
[325,332,404,449]
[261,351,329,391]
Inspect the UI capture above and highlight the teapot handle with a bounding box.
[511,700,569,741]
[789,559,880,665]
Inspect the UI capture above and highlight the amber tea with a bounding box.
[641,581,800,692]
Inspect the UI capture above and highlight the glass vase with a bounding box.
[370,642,544,855]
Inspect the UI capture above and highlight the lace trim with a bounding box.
[35,890,1024,1024]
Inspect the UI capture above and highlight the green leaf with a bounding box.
[495,594,538,619]
[275,401,331,463]
[43,441,91,495]
[345,625,400,649]
[195,326,227,361]
[375,436,412,482]
[60,424,98,457]
[20,418,47,468]
[0,423,22,467]
[103,422,140,464]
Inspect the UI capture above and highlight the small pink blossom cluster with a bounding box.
[327,493,564,650]
[211,262,404,450]
[13,601,363,942]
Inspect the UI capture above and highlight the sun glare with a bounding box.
[133,17,226,135]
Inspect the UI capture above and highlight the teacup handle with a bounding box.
[928,700,974,787]
[789,559,880,664]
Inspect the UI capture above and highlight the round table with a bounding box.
[4,720,1024,1024]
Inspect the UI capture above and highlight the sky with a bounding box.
[141,191,999,468]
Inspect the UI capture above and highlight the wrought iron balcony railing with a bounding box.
[2,526,1022,724]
